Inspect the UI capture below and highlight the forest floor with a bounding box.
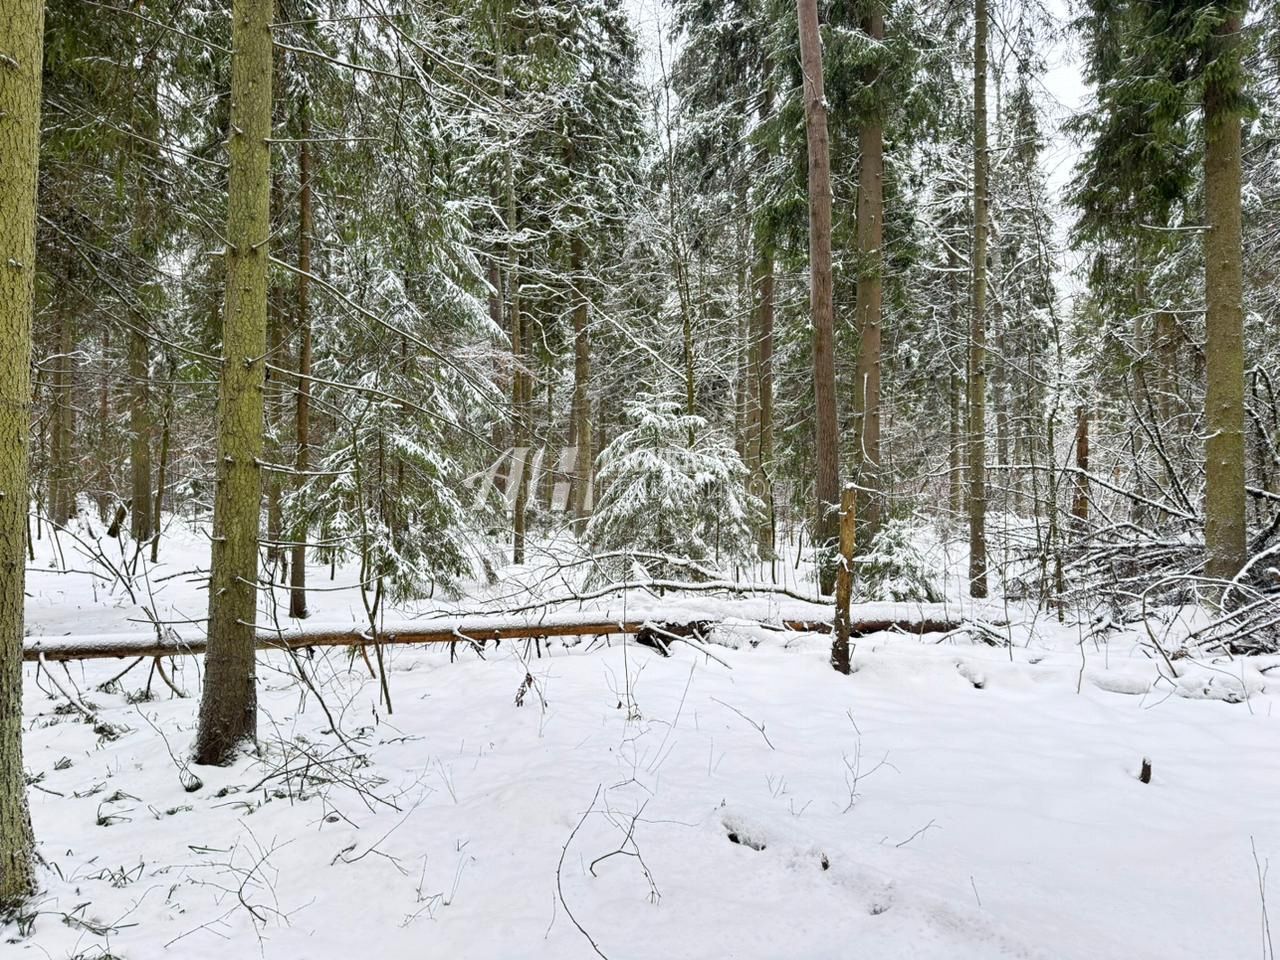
[7,516,1280,959]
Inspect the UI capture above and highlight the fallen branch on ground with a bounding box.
[23,608,973,662]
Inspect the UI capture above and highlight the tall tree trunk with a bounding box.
[1202,6,1247,583]
[150,356,174,563]
[289,129,312,620]
[0,0,43,902]
[96,327,111,520]
[1155,310,1179,425]
[948,247,964,517]
[127,48,159,545]
[1071,404,1089,526]
[735,284,753,462]
[265,299,284,571]
[488,256,505,454]
[511,262,529,565]
[570,235,592,523]
[195,0,272,765]
[49,305,74,524]
[754,246,775,552]
[852,6,884,549]
[831,484,856,674]
[796,0,841,596]
[968,0,990,598]
[754,78,776,556]
[128,327,152,541]
[680,264,696,420]
[993,281,1009,517]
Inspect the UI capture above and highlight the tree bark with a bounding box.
[195,0,272,765]
[511,261,529,564]
[290,129,312,620]
[0,0,43,902]
[831,485,856,674]
[948,246,963,517]
[264,292,284,570]
[1202,7,1247,583]
[96,327,111,521]
[852,6,884,549]
[48,304,74,524]
[127,49,160,545]
[150,359,174,564]
[752,78,775,559]
[570,235,593,522]
[128,327,153,541]
[796,0,841,595]
[754,246,775,552]
[1155,310,1179,425]
[968,0,990,598]
[1071,404,1089,525]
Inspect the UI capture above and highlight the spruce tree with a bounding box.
[1072,0,1250,584]
[0,0,43,904]
[194,0,274,765]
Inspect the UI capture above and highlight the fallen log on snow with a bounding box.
[23,608,971,662]
[779,618,968,637]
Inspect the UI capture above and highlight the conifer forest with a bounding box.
[2,1,1280,956]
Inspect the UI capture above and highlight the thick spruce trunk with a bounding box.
[195,0,273,765]
[796,0,841,596]
[1202,8,1247,584]
[0,0,44,903]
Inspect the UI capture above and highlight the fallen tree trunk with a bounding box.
[781,618,968,637]
[23,610,970,663]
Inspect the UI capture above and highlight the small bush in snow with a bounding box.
[585,398,761,583]
[858,518,943,603]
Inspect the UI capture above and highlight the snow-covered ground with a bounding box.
[9,518,1280,958]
